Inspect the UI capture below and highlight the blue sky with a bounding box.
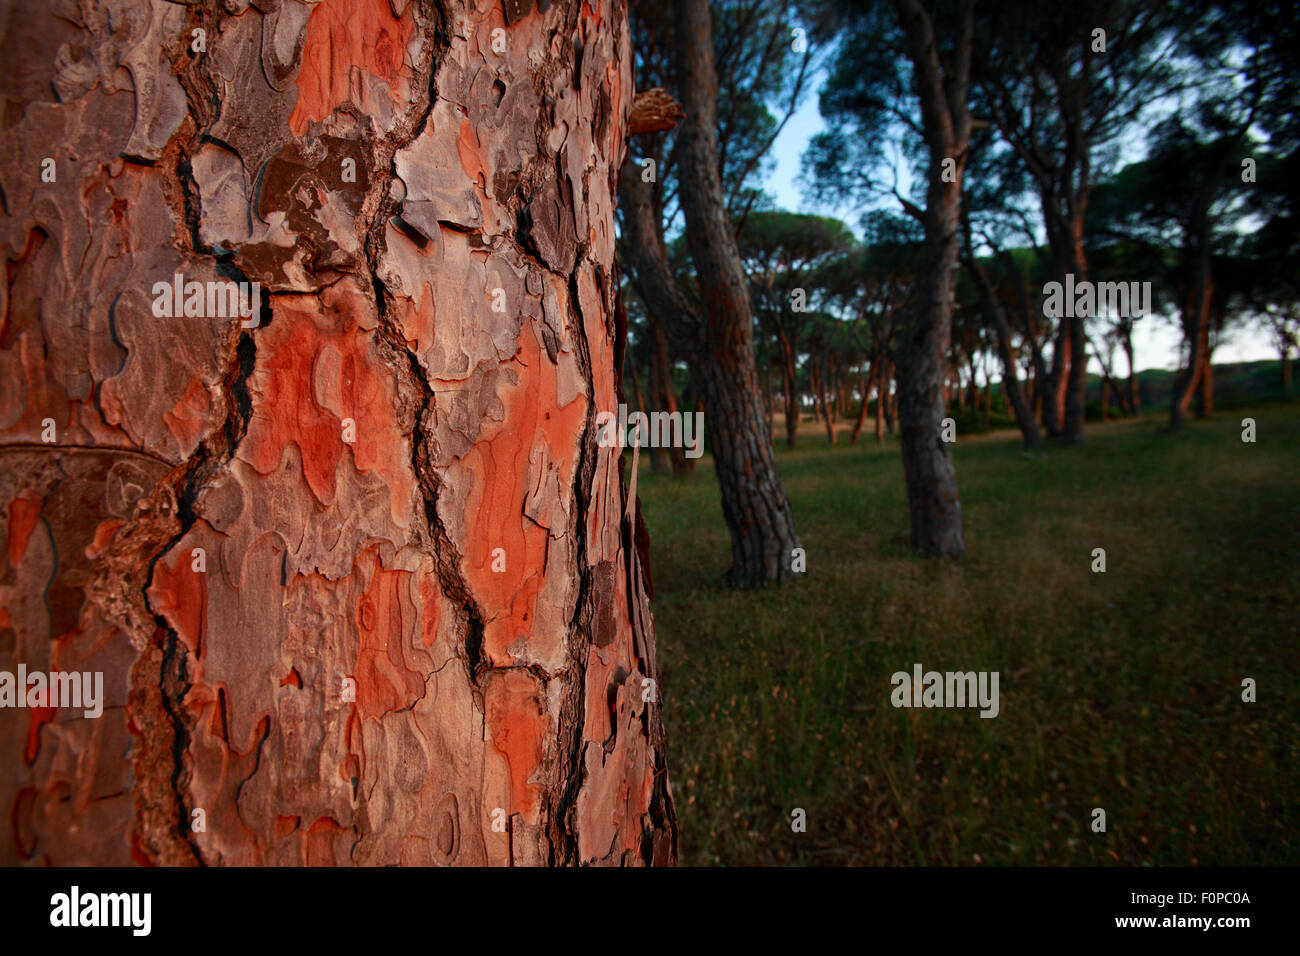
[758,84,1280,374]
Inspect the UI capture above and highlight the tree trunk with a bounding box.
[1170,254,1213,429]
[763,362,776,439]
[966,252,1041,448]
[852,368,872,443]
[813,362,837,444]
[1195,344,1214,418]
[777,328,800,449]
[649,321,693,477]
[1003,248,1048,427]
[1063,307,1089,445]
[1283,347,1293,397]
[889,0,968,557]
[673,0,801,586]
[884,357,898,434]
[1041,299,1070,438]
[630,348,668,474]
[875,353,887,442]
[1123,324,1141,416]
[1,0,674,866]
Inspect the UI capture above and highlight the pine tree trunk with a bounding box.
[1,0,674,866]
[890,0,967,558]
[875,353,887,442]
[1170,261,1213,429]
[967,253,1041,449]
[763,362,775,439]
[852,368,872,443]
[631,349,669,474]
[813,363,836,444]
[672,0,800,587]
[1124,327,1141,416]
[778,329,800,449]
[644,321,672,475]
[1042,314,1070,438]
[1195,347,1214,418]
[1063,315,1089,444]
[617,169,697,480]
[885,358,898,434]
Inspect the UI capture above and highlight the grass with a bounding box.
[636,403,1300,865]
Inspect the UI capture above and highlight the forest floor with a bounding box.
[636,401,1300,865]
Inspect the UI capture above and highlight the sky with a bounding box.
[758,84,1281,375]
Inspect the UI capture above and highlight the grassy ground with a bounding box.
[637,402,1300,865]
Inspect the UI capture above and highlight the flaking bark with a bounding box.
[1,0,674,866]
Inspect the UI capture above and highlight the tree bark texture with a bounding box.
[0,0,675,866]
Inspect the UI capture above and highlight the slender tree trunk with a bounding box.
[852,367,872,443]
[875,353,887,442]
[777,329,800,449]
[1282,346,1293,397]
[648,320,691,476]
[1170,248,1213,429]
[630,349,669,474]
[1036,210,1072,439]
[884,357,897,434]
[1004,250,1048,426]
[1092,336,1127,419]
[1195,342,1214,418]
[763,362,776,439]
[966,252,1041,448]
[814,362,836,444]
[889,0,968,557]
[0,0,674,866]
[1123,324,1140,416]
[673,0,800,586]
[618,155,702,481]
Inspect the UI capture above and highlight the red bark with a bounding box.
[1,0,674,866]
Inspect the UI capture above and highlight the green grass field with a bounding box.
[636,402,1300,865]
